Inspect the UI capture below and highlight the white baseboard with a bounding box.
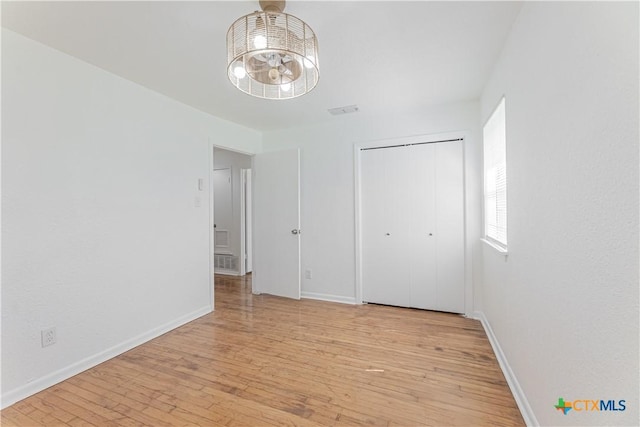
[472,311,538,427]
[1,305,212,410]
[214,269,240,276]
[301,291,356,305]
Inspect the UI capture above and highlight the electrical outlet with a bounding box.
[305,269,312,279]
[41,327,56,347]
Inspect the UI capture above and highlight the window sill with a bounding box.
[481,238,508,255]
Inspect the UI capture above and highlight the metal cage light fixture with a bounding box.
[226,0,319,100]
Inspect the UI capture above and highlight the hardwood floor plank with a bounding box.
[15,396,77,424]
[2,274,524,426]
[12,404,67,427]
[37,389,119,427]
[1,406,43,427]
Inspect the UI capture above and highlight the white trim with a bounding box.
[239,169,247,276]
[209,140,216,311]
[213,250,234,256]
[472,311,538,427]
[460,138,472,316]
[481,238,509,255]
[301,292,356,305]
[214,269,241,277]
[243,169,253,274]
[353,143,363,304]
[1,306,211,410]
[250,156,257,294]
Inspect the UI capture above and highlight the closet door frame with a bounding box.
[354,131,470,313]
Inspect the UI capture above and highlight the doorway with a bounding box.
[212,148,253,277]
[209,145,302,308]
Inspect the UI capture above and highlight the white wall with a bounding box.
[1,29,261,407]
[478,3,639,426]
[213,147,252,272]
[262,101,483,309]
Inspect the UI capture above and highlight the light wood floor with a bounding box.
[2,274,524,426]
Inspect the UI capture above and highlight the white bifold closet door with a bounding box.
[361,140,464,313]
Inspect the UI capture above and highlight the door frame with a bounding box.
[240,168,253,275]
[354,131,471,312]
[208,142,215,310]
[209,142,256,309]
[239,168,246,277]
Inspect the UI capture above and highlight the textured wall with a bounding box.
[262,101,483,311]
[479,2,639,425]
[1,29,260,406]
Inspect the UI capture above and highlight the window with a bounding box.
[483,97,507,251]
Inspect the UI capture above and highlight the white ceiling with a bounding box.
[2,1,522,132]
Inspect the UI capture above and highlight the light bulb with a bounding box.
[233,65,246,79]
[303,56,315,69]
[268,68,280,82]
[253,35,267,49]
[281,83,291,92]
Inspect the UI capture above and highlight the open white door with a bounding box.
[253,148,301,299]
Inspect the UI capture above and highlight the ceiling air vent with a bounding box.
[328,105,359,116]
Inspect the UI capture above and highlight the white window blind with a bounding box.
[483,97,507,249]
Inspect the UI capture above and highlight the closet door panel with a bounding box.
[408,144,437,310]
[434,141,465,313]
[361,140,464,313]
[361,147,411,307]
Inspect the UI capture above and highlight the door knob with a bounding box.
[291,229,300,235]
[385,233,391,236]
